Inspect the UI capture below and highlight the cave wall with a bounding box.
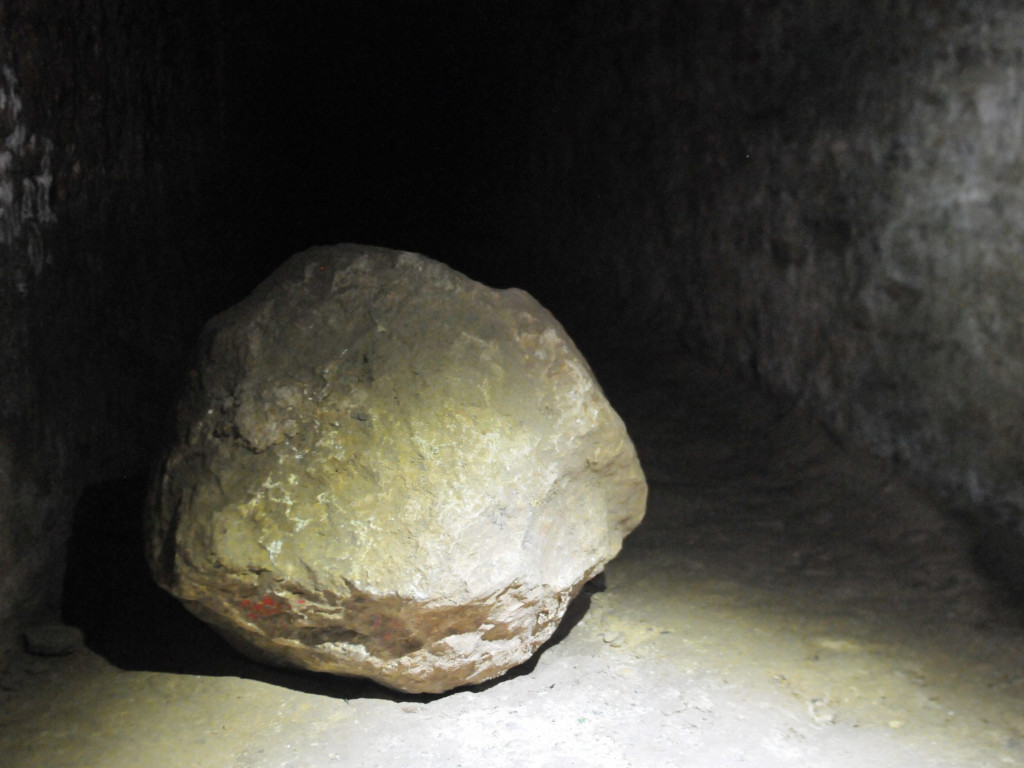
[522,0,1024,534]
[0,0,220,652]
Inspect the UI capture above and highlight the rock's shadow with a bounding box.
[61,473,599,702]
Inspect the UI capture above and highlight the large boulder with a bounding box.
[146,244,646,693]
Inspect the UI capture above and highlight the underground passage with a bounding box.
[2,2,1024,766]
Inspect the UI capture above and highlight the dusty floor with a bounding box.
[2,351,1023,767]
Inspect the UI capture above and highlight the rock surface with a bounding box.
[22,624,84,656]
[523,1,1024,542]
[146,244,646,693]
[0,0,221,659]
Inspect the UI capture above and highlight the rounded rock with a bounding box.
[145,244,646,693]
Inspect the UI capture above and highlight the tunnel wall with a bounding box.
[523,0,1024,534]
[0,0,220,654]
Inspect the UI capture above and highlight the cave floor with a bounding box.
[2,352,1023,767]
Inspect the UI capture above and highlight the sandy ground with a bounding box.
[2,352,1023,767]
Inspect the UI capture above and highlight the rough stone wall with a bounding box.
[523,1,1024,533]
[695,1,1024,520]
[0,0,220,652]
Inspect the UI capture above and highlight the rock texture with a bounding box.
[0,0,221,657]
[146,244,646,694]
[518,0,1024,548]
[22,624,84,656]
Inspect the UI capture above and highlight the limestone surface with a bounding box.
[23,624,84,656]
[146,244,646,693]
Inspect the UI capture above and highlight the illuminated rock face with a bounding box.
[145,244,646,694]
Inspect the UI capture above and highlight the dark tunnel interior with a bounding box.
[209,1,581,321]
[4,1,1024,764]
